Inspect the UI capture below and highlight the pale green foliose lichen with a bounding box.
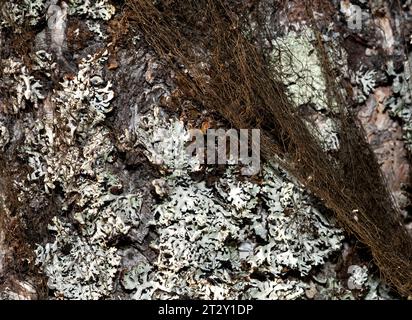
[272,28,343,152]
[272,29,329,111]
[313,262,393,300]
[0,58,45,113]
[119,107,344,300]
[35,217,121,300]
[32,47,142,299]
[352,67,377,103]
[0,0,47,29]
[0,0,115,31]
[131,106,201,174]
[0,122,10,150]
[67,0,115,20]
[347,265,368,290]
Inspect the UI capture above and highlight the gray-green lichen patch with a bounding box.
[0,0,47,30]
[347,265,368,290]
[0,121,10,150]
[30,48,144,297]
[352,67,377,104]
[67,0,115,21]
[312,262,393,300]
[130,106,200,174]
[272,29,330,112]
[22,50,115,190]
[35,217,121,300]
[2,1,157,299]
[0,58,46,114]
[0,0,115,29]
[26,11,145,297]
[118,107,344,300]
[271,27,344,152]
